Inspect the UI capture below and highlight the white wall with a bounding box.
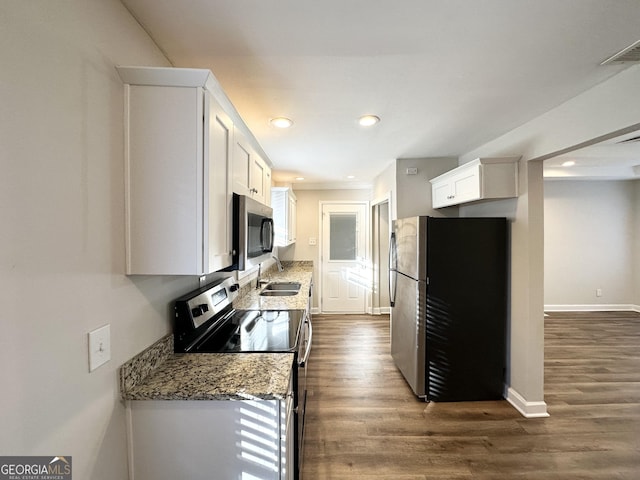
[458,64,640,417]
[373,161,397,219]
[0,2,201,478]
[544,180,639,309]
[395,157,459,218]
[373,157,459,220]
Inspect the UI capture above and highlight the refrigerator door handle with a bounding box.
[389,270,397,307]
[389,232,397,307]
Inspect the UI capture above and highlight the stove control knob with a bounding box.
[229,283,240,292]
[191,304,209,318]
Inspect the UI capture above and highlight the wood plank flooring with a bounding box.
[302,312,640,479]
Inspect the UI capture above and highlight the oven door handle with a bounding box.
[299,314,313,367]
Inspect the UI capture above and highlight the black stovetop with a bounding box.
[190,309,302,353]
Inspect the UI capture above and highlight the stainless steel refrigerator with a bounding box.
[389,216,508,401]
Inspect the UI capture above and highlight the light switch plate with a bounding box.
[88,324,111,372]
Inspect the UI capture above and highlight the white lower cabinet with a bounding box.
[127,395,294,480]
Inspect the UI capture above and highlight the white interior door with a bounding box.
[321,202,368,313]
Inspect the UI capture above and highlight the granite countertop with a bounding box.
[233,261,314,311]
[123,351,294,401]
[119,261,313,402]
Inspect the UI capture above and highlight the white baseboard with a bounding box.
[506,388,549,418]
[311,307,320,315]
[371,307,391,315]
[545,304,640,313]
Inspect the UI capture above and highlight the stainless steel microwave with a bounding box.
[229,193,274,271]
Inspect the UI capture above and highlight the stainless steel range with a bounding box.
[173,276,311,479]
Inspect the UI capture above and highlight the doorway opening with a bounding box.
[371,197,391,315]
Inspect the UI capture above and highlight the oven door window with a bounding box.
[247,214,274,258]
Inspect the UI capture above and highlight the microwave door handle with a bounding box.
[261,218,274,252]
[268,219,274,251]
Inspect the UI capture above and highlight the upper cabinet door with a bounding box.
[250,152,269,205]
[232,128,252,197]
[271,187,297,247]
[204,91,233,273]
[232,129,272,206]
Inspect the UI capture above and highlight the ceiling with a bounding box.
[544,130,640,180]
[120,0,640,187]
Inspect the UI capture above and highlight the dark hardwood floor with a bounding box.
[302,311,640,479]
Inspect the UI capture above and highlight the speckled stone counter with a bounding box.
[122,351,293,401]
[233,260,313,311]
[119,261,311,402]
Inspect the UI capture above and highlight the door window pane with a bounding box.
[330,214,357,260]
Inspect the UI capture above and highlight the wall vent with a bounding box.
[601,39,640,65]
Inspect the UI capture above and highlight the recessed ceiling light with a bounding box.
[270,117,293,128]
[358,115,380,127]
[346,175,356,179]
[295,177,305,181]
[562,160,576,167]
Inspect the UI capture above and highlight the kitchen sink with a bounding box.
[259,290,299,296]
[263,282,301,291]
[259,282,301,296]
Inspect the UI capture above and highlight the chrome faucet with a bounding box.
[272,255,284,272]
[256,263,264,289]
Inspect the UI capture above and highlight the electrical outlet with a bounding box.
[596,288,603,297]
[199,275,207,287]
[308,237,317,246]
[406,167,418,175]
[88,324,111,372]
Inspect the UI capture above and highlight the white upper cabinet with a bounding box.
[232,129,252,196]
[271,187,297,246]
[430,157,520,208]
[118,67,235,275]
[233,128,272,206]
[251,151,271,206]
[205,96,234,273]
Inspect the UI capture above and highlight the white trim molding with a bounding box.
[506,388,550,418]
[371,307,391,315]
[545,304,640,313]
